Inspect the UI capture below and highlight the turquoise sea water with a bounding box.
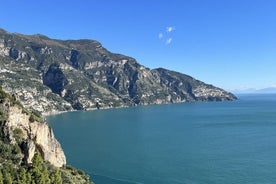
[47,94,276,184]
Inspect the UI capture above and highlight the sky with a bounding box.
[0,0,276,91]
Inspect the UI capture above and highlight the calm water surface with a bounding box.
[47,94,276,184]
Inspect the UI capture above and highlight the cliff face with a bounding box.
[0,29,237,113]
[0,98,66,167]
[0,87,93,183]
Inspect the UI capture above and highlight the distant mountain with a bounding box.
[255,87,276,93]
[233,87,276,94]
[0,28,237,113]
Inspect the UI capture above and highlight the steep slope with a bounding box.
[152,68,235,102]
[0,86,65,167]
[0,86,92,183]
[0,28,236,113]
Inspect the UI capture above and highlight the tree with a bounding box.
[17,167,27,184]
[3,171,12,184]
[30,152,50,184]
[50,168,62,184]
[0,170,3,184]
[29,114,35,122]
[32,152,44,170]
[41,164,51,184]
[26,172,32,184]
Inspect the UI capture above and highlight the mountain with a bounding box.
[0,28,237,113]
[232,87,276,94]
[0,86,92,183]
[256,87,276,93]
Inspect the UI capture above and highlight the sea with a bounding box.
[47,94,276,184]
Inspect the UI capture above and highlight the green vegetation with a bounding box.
[1,29,236,114]
[29,110,44,123]
[12,128,24,142]
[0,28,237,184]
[0,86,93,183]
[0,139,92,183]
[0,148,92,184]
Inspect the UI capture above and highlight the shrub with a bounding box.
[29,115,35,122]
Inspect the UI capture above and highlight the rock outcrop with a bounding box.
[0,97,66,167]
[0,86,92,183]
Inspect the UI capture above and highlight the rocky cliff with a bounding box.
[7,106,66,167]
[0,89,66,167]
[0,28,237,113]
[0,86,92,183]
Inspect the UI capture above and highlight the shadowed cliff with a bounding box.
[0,28,236,114]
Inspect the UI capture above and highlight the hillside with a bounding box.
[0,86,92,183]
[0,28,236,114]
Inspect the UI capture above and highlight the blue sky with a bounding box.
[1,0,276,91]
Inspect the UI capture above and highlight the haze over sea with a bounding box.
[47,94,276,184]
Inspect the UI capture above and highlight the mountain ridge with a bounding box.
[0,28,237,113]
[232,87,276,94]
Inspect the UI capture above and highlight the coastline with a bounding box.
[42,110,75,117]
[42,97,239,118]
[42,105,129,117]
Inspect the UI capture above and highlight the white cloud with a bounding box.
[166,38,173,44]
[158,26,175,45]
[158,33,163,39]
[166,26,175,33]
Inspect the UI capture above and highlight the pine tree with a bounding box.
[29,151,55,184]
[3,171,12,184]
[26,172,32,184]
[30,152,46,184]
[31,167,45,184]
[0,170,3,184]
[17,167,27,184]
[50,168,62,184]
[32,152,44,170]
[41,164,51,184]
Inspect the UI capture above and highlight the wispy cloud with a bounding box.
[159,26,175,45]
[166,38,173,44]
[158,33,163,39]
[166,26,175,33]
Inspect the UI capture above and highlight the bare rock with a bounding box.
[6,106,66,167]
